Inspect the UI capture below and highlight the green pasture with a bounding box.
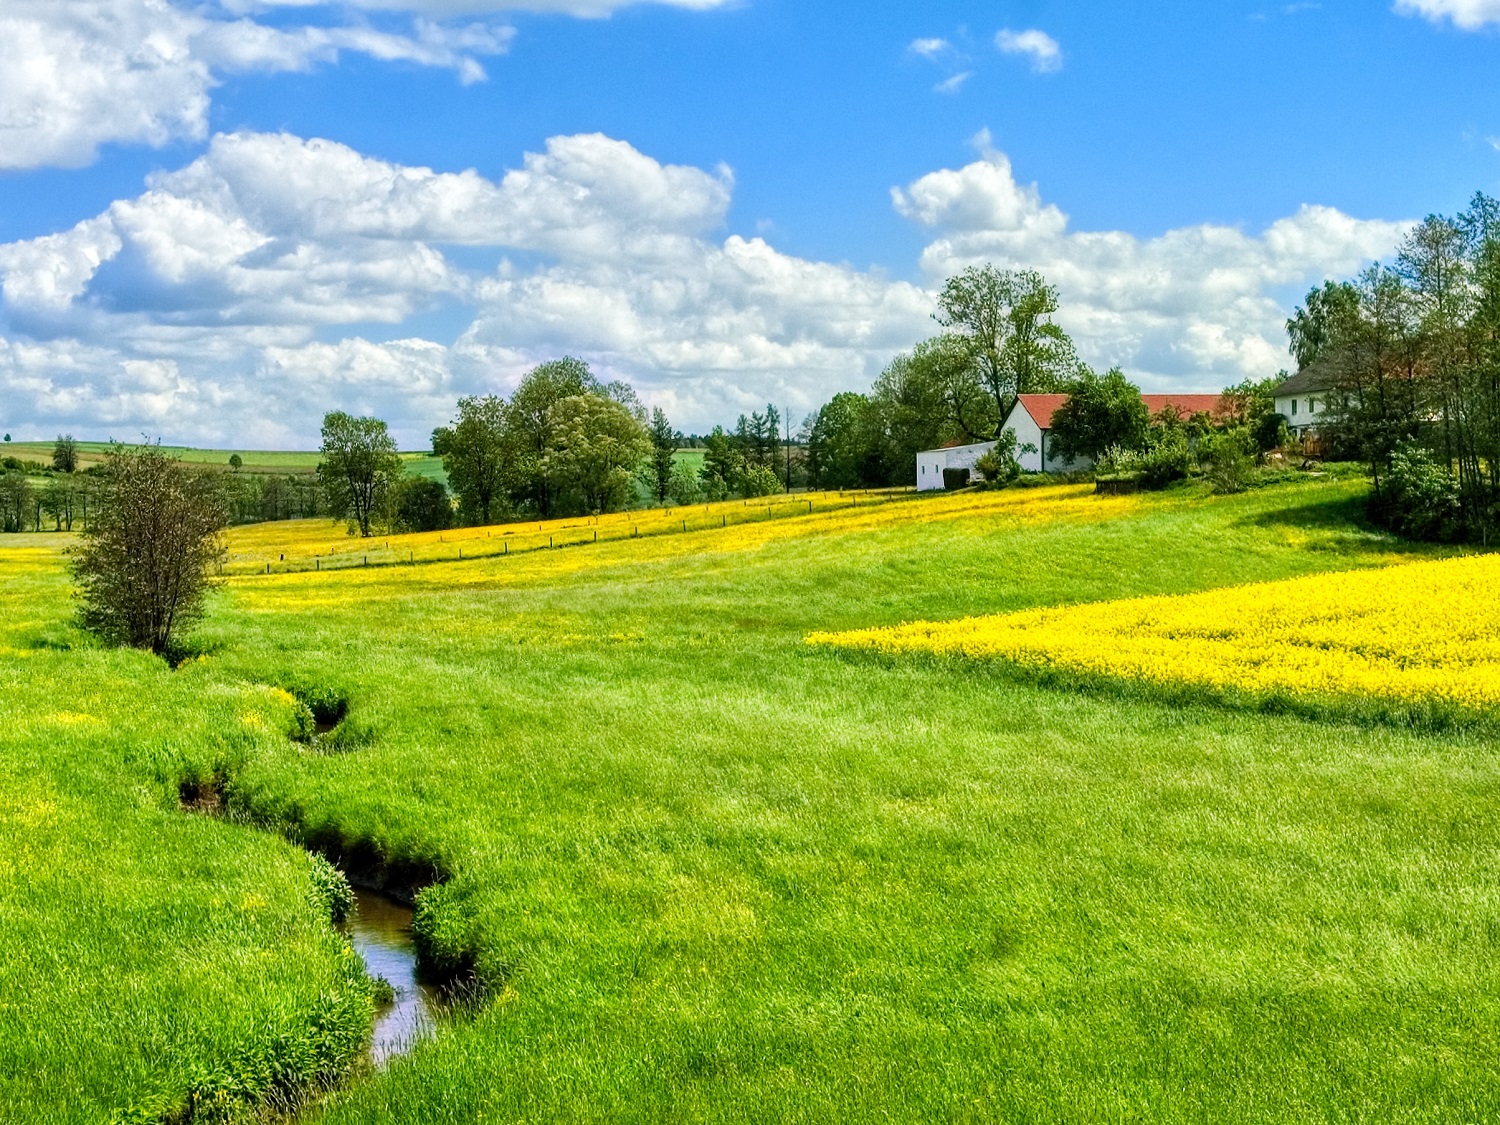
[5,480,1500,1122]
[3,441,444,480]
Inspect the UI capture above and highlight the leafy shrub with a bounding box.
[308,854,355,925]
[1382,441,1461,541]
[667,460,702,505]
[739,465,782,498]
[389,476,453,533]
[1253,412,1290,453]
[1097,430,1191,490]
[1199,428,1257,494]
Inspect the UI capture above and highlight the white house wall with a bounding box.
[1042,433,1092,473]
[1002,407,1045,473]
[1274,393,1327,433]
[916,450,947,491]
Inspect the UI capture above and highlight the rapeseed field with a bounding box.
[809,552,1500,716]
[7,478,1500,1124]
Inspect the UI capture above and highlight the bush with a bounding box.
[1199,428,1257,494]
[667,460,702,505]
[739,465,782,498]
[1382,441,1462,541]
[389,475,453,533]
[1097,430,1192,490]
[1253,412,1290,454]
[72,445,226,654]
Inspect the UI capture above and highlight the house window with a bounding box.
[1310,397,1318,412]
[1291,400,1298,416]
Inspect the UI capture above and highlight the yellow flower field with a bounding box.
[219,484,1135,573]
[808,553,1500,712]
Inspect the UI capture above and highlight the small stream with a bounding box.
[342,888,441,1066]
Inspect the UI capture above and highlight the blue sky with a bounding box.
[1,0,1497,446]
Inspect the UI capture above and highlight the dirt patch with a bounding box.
[177,775,224,814]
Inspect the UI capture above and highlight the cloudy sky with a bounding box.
[1,0,1497,447]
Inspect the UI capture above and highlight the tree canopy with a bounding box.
[935,265,1079,432]
[72,444,225,655]
[434,395,508,526]
[317,411,402,538]
[1048,367,1149,465]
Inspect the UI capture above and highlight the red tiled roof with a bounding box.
[1016,392,1229,430]
[1014,394,1071,429]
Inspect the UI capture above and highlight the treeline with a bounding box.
[1289,192,1500,542]
[1,438,93,532]
[0,439,334,532]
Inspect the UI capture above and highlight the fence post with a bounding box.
[504,541,509,555]
[594,530,597,543]
[682,519,686,532]
[550,535,554,548]
[266,562,270,574]
[364,556,368,567]
[316,558,319,571]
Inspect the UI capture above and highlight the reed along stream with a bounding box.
[342,888,441,1066]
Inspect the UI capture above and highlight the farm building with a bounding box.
[1271,367,1339,436]
[916,439,998,492]
[1000,393,1230,474]
[917,391,1231,489]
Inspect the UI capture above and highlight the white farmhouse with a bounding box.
[918,391,1231,489]
[1270,368,1338,436]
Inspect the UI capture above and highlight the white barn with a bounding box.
[916,440,997,492]
[1002,392,1230,474]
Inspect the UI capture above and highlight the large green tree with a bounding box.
[503,357,601,516]
[805,392,884,489]
[870,335,996,483]
[317,411,402,537]
[645,406,678,505]
[433,395,509,526]
[544,395,651,514]
[52,435,78,474]
[934,266,1078,431]
[1047,367,1149,465]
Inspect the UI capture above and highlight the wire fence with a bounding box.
[220,487,922,578]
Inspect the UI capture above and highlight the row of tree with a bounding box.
[1287,192,1500,542]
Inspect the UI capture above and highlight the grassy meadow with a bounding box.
[5,478,1500,1121]
[3,440,443,481]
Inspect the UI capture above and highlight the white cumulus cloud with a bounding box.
[896,132,1409,387]
[1394,0,1500,27]
[908,37,950,58]
[995,28,1062,73]
[0,129,1411,445]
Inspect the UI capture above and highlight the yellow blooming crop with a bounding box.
[225,484,1136,608]
[221,484,1133,573]
[808,553,1500,713]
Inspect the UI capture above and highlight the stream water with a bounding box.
[342,888,441,1066]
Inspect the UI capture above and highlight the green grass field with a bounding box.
[3,441,444,480]
[5,479,1500,1122]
